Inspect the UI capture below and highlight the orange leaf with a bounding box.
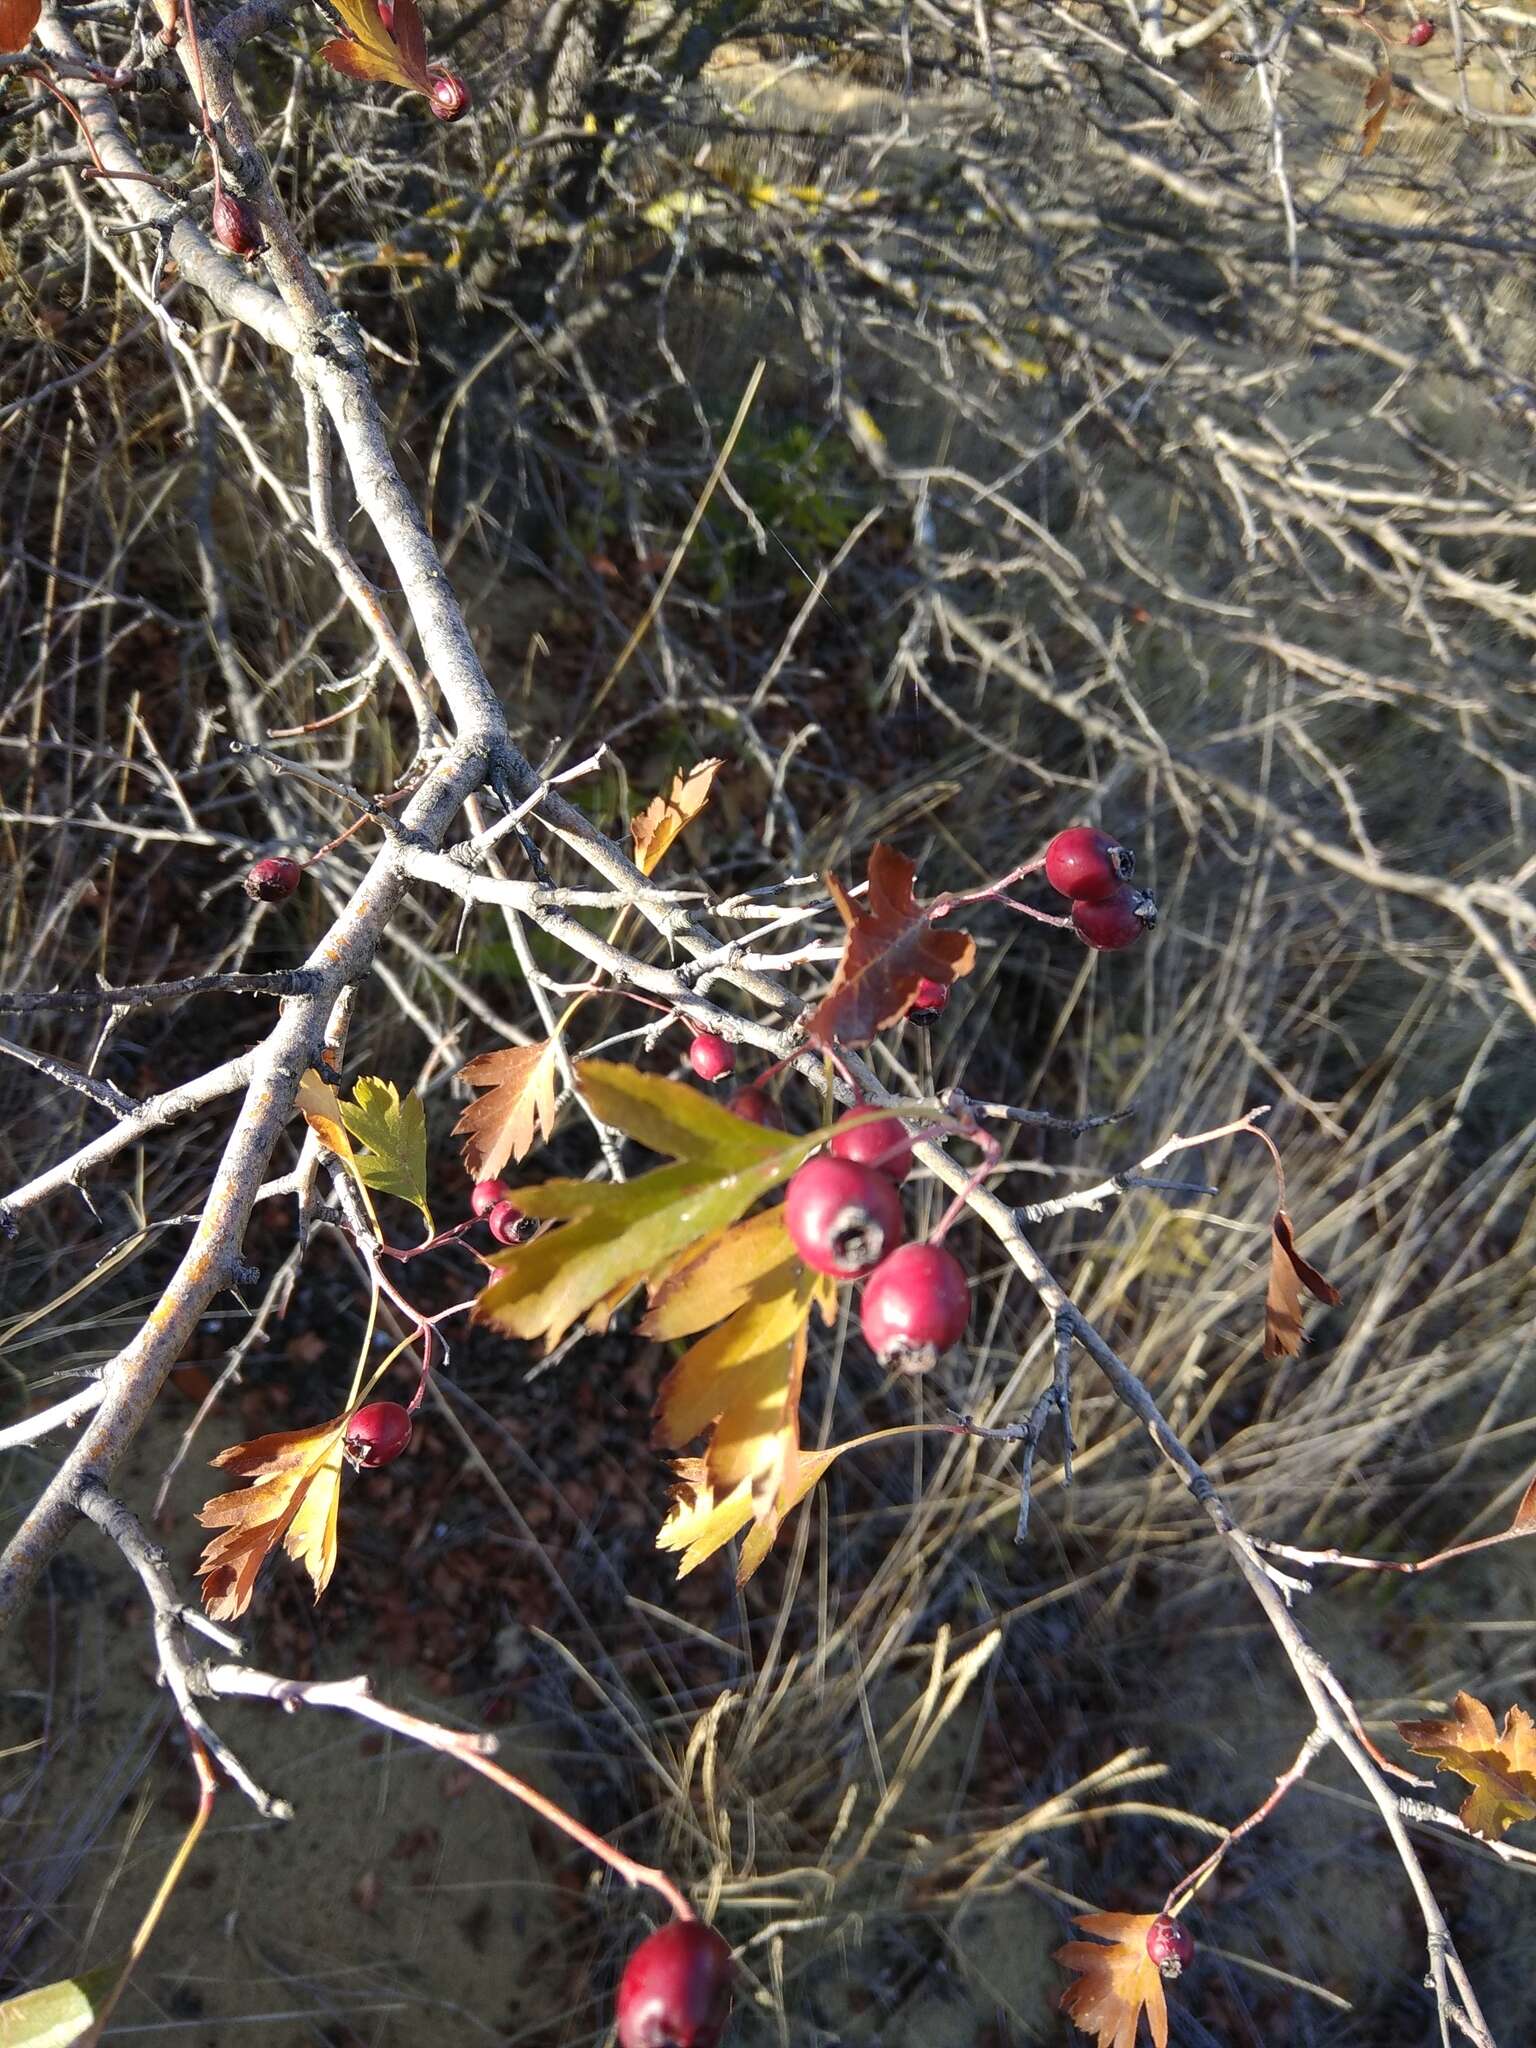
[454,1038,560,1180]
[317,0,429,93]
[1056,1913,1170,2048]
[805,843,975,1047]
[1264,1208,1341,1358]
[196,1418,348,1621]
[1511,1468,1536,1535]
[1397,1692,1536,1841]
[630,758,723,874]
[1362,67,1391,157]
[640,1207,797,1340]
[0,0,41,49]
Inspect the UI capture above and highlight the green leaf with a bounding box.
[339,1077,433,1232]
[575,1059,791,1168]
[0,1962,122,2048]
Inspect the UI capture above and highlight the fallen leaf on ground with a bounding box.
[1264,1207,1341,1357]
[806,842,975,1046]
[1056,1912,1169,2048]
[1396,1691,1536,1841]
[197,1416,348,1620]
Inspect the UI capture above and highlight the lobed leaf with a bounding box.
[630,757,723,874]
[576,1057,790,1166]
[1396,1691,1536,1841]
[455,1038,560,1181]
[641,1207,798,1340]
[1056,1912,1170,2048]
[196,1418,347,1621]
[340,1075,432,1229]
[805,842,975,1047]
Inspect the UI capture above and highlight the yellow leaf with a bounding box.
[454,1038,560,1180]
[1056,1913,1170,2048]
[196,1418,348,1621]
[640,1208,797,1340]
[1397,1692,1536,1841]
[576,1058,790,1167]
[296,1068,356,1165]
[629,759,723,874]
[340,1075,432,1230]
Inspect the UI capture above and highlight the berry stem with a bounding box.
[1163,1726,1330,1916]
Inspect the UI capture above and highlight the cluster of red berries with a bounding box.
[471,1176,535,1246]
[616,1919,733,2048]
[783,1113,968,1372]
[1044,826,1157,951]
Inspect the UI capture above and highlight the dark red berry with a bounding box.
[688,1033,736,1084]
[784,1154,904,1280]
[1071,885,1157,951]
[909,975,950,1024]
[471,1178,510,1219]
[426,67,471,120]
[860,1242,969,1372]
[343,1401,413,1469]
[1146,1914,1194,1978]
[242,855,301,902]
[615,1920,733,2048]
[377,0,394,28]
[1405,15,1435,40]
[1044,826,1135,902]
[829,1105,913,1184]
[211,191,264,259]
[727,1085,781,1128]
[487,1198,536,1246]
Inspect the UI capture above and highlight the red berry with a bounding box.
[909,975,950,1024]
[688,1033,736,1084]
[242,855,301,902]
[470,1177,510,1219]
[829,1105,913,1184]
[859,1242,969,1372]
[1044,826,1135,902]
[426,67,471,120]
[343,1401,413,1469]
[1406,14,1435,39]
[727,1085,781,1128]
[487,1198,535,1246]
[1071,885,1158,951]
[616,1920,733,2048]
[211,191,264,258]
[784,1154,904,1280]
[1146,1914,1194,1978]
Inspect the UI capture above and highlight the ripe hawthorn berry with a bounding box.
[860,1241,969,1372]
[242,855,301,902]
[909,975,950,1024]
[1146,1914,1194,1979]
[688,1032,736,1083]
[1406,15,1435,40]
[1071,886,1157,951]
[211,191,264,259]
[487,1198,536,1246]
[343,1401,413,1469]
[727,1085,781,1128]
[615,1920,734,2048]
[785,1154,904,1280]
[829,1105,914,1184]
[1043,826,1135,902]
[470,1178,510,1219]
[426,67,471,119]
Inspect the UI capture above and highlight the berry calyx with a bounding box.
[1071,886,1158,951]
[470,1177,510,1219]
[1044,826,1135,903]
[487,1198,536,1247]
[688,1032,736,1084]
[426,67,471,120]
[343,1401,413,1469]
[211,191,264,259]
[784,1154,904,1280]
[909,975,950,1024]
[242,855,302,902]
[727,1085,781,1128]
[615,1920,734,2048]
[859,1242,969,1372]
[829,1105,914,1184]
[1146,1914,1194,1979]
[1405,14,1435,39]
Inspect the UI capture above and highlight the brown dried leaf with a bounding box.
[1397,1692,1536,1841]
[0,0,41,48]
[196,1417,348,1621]
[1362,67,1391,157]
[1264,1207,1341,1358]
[1511,1468,1536,1534]
[1056,1912,1170,2048]
[630,758,723,875]
[454,1038,560,1180]
[806,843,975,1047]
